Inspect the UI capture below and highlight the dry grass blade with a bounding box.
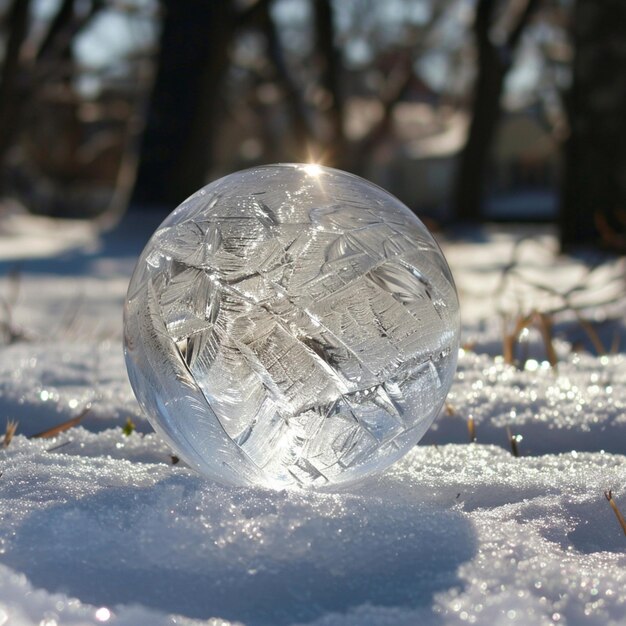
[610,329,621,355]
[536,312,558,367]
[57,294,85,340]
[467,415,476,443]
[47,440,73,452]
[444,403,476,443]
[605,490,626,537]
[29,404,92,439]
[502,316,515,365]
[0,265,29,344]
[503,313,533,366]
[506,426,521,457]
[2,419,18,448]
[503,310,562,369]
[575,313,607,356]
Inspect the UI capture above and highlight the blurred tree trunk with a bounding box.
[454,0,540,221]
[559,0,626,252]
[133,0,235,206]
[313,0,345,166]
[0,0,32,173]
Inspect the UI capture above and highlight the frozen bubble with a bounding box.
[124,164,460,489]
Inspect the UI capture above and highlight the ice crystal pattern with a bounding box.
[124,164,460,489]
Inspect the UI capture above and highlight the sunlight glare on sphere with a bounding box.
[124,164,460,489]
[302,163,323,177]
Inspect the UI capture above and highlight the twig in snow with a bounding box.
[605,490,626,536]
[29,404,91,439]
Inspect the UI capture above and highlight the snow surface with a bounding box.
[1,212,625,625]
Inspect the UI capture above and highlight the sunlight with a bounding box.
[302,163,323,177]
[95,607,112,622]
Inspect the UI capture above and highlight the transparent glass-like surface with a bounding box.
[124,164,460,489]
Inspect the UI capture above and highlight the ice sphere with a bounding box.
[124,164,460,489]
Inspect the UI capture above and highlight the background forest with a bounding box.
[0,0,625,249]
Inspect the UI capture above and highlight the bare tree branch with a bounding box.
[508,0,542,50]
[36,0,75,60]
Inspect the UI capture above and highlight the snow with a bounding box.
[1,211,625,625]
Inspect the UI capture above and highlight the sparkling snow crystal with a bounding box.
[124,164,460,488]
